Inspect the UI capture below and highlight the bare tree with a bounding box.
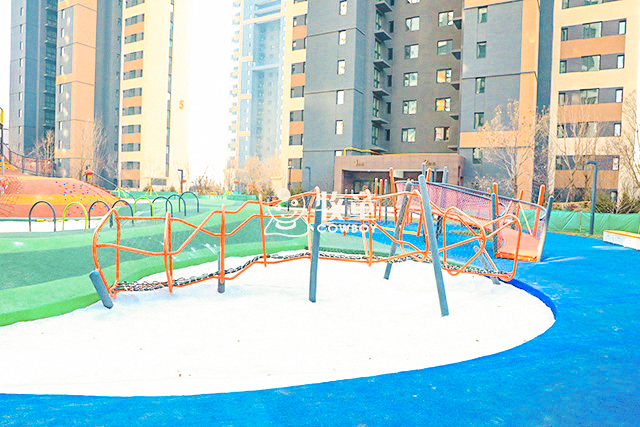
[30,129,55,160]
[73,118,115,181]
[608,90,640,197]
[552,101,604,202]
[236,153,281,196]
[474,101,550,199]
[190,167,223,194]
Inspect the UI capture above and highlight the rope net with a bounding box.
[92,187,524,298]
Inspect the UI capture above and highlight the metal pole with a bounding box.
[178,169,184,194]
[587,160,598,235]
[442,166,449,184]
[418,174,449,316]
[384,181,412,280]
[490,193,498,258]
[1,122,4,175]
[309,194,323,303]
[383,178,388,224]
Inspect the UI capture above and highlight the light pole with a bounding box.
[587,160,598,235]
[287,164,292,191]
[1,107,4,176]
[178,168,184,194]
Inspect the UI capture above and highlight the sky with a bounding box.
[0,1,234,182]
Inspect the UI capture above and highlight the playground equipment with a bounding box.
[390,167,552,263]
[90,172,523,312]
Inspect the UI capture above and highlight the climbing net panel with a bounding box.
[91,186,523,299]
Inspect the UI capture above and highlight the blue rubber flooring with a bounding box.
[1,232,639,426]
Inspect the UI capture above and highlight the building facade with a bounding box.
[119,0,189,191]
[228,0,286,175]
[9,0,58,156]
[548,0,639,202]
[54,0,122,183]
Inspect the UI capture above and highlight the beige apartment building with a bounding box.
[120,0,189,191]
[549,0,639,202]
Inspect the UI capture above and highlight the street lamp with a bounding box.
[587,160,598,235]
[178,168,184,194]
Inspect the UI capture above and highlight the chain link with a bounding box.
[114,250,496,292]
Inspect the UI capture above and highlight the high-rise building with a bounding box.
[119,0,189,191]
[9,0,58,155]
[228,0,286,174]
[54,0,122,182]
[548,0,638,202]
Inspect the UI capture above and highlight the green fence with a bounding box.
[521,209,640,235]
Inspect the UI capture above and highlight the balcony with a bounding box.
[371,116,388,125]
[372,87,390,97]
[375,0,392,13]
[374,28,391,41]
[373,58,390,69]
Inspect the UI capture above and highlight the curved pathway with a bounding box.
[1,233,639,426]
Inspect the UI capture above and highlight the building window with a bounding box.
[583,22,602,39]
[615,89,623,103]
[124,32,144,44]
[438,11,453,27]
[291,85,304,97]
[371,125,379,146]
[372,97,381,117]
[402,100,417,115]
[580,88,598,104]
[619,20,626,35]
[122,143,141,152]
[434,127,450,141]
[437,40,452,56]
[19,41,23,50]
[407,0,420,3]
[18,109,22,118]
[289,135,303,146]
[126,0,145,8]
[373,67,381,88]
[436,69,451,83]
[18,92,22,101]
[612,157,619,171]
[123,69,143,80]
[614,123,621,137]
[336,120,344,135]
[336,90,344,104]
[476,42,486,58]
[388,48,393,60]
[475,77,485,94]
[403,72,418,87]
[558,92,566,105]
[338,30,346,45]
[289,110,304,122]
[337,60,346,75]
[474,112,485,129]
[293,14,307,27]
[478,7,487,23]
[435,98,451,112]
[292,62,305,74]
[339,1,347,15]
[617,55,625,69]
[582,55,600,72]
[292,38,306,50]
[288,158,302,169]
[122,161,140,170]
[561,28,568,41]
[404,44,419,59]
[560,60,567,73]
[124,51,143,62]
[125,13,145,26]
[472,148,483,164]
[387,75,392,87]
[123,106,142,116]
[401,128,416,143]
[405,17,420,31]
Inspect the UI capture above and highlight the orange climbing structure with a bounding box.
[91,186,523,300]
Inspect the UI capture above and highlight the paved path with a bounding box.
[1,233,639,426]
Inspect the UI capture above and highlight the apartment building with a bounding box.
[228,0,286,175]
[119,0,189,191]
[548,0,639,202]
[54,0,122,183]
[9,0,58,156]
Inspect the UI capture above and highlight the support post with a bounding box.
[418,174,449,317]
[587,160,598,235]
[218,205,226,293]
[473,245,500,285]
[490,193,498,258]
[309,195,323,303]
[442,166,448,184]
[383,179,388,224]
[89,270,113,309]
[384,181,412,280]
[537,195,554,262]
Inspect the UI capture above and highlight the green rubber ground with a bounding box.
[0,199,310,327]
